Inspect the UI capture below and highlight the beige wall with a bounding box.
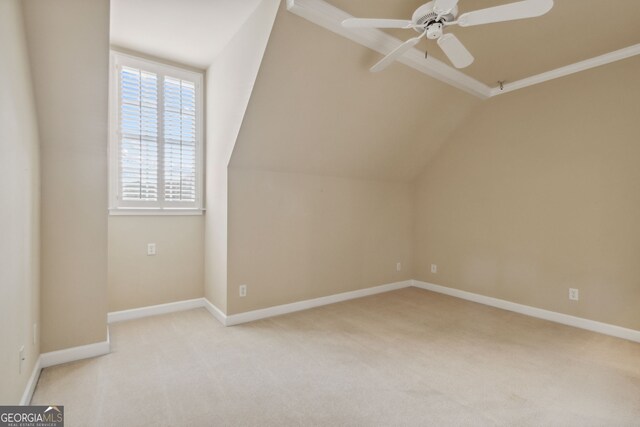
[227,168,413,314]
[106,49,205,313]
[23,0,110,352]
[0,0,41,404]
[414,57,640,330]
[222,1,479,315]
[204,0,280,313]
[222,1,481,315]
[108,216,204,312]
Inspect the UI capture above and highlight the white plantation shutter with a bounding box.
[110,52,203,213]
[163,77,197,203]
[120,67,158,202]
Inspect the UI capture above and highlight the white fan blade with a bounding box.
[437,33,474,68]
[370,36,422,72]
[342,18,414,29]
[433,0,458,15]
[457,0,553,27]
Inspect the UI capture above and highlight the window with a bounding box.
[109,51,203,214]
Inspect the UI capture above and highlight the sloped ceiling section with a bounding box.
[229,1,481,182]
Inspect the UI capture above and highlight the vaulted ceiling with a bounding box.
[229,2,481,182]
[328,0,640,86]
[230,0,639,181]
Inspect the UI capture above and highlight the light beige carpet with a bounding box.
[32,288,640,426]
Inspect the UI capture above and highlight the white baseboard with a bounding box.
[40,329,111,368]
[105,283,413,328]
[108,297,230,326]
[108,298,205,324]
[224,280,412,326]
[104,280,639,344]
[20,356,42,405]
[203,299,228,326]
[20,329,111,404]
[412,280,640,344]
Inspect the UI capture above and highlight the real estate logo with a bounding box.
[0,406,64,427]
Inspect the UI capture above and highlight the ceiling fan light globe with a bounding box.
[426,23,443,39]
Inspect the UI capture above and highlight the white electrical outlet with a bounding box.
[431,264,437,274]
[19,346,25,374]
[239,285,247,297]
[147,243,156,256]
[396,262,402,272]
[569,288,579,301]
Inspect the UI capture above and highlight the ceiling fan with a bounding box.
[342,0,554,72]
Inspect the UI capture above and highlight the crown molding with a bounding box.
[287,0,640,100]
[491,43,640,96]
[286,0,492,99]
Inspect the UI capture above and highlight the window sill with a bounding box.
[109,208,205,216]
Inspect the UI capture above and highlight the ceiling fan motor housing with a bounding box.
[412,1,458,34]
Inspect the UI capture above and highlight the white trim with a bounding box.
[108,208,204,216]
[20,356,41,405]
[100,280,639,343]
[412,280,640,343]
[491,43,640,96]
[108,298,204,323]
[286,0,491,99]
[40,330,111,368]
[202,299,228,326]
[104,282,413,328]
[286,0,640,98]
[224,280,412,326]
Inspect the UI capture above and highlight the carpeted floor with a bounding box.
[32,288,640,426]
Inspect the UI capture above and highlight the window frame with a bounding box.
[108,51,204,215]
